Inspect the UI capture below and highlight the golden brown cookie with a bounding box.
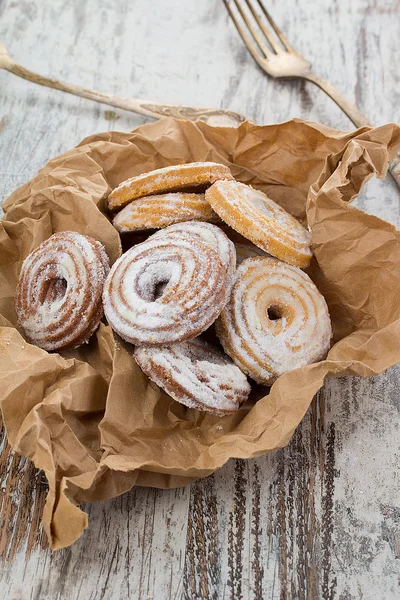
[134,338,251,415]
[152,221,236,279]
[206,180,312,268]
[103,225,233,345]
[216,256,332,385]
[113,192,220,232]
[15,231,110,351]
[108,162,234,211]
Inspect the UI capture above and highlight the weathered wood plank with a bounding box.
[1,457,190,599]
[0,0,399,598]
[184,375,400,600]
[0,416,48,562]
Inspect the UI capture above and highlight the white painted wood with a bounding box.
[0,0,399,598]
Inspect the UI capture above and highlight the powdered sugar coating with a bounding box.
[113,192,220,232]
[153,221,236,278]
[15,231,110,351]
[216,257,332,384]
[134,338,251,414]
[103,231,232,345]
[206,180,312,268]
[108,162,234,211]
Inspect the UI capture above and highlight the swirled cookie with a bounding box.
[153,221,236,278]
[134,338,251,414]
[113,192,220,232]
[216,256,332,384]
[103,227,232,345]
[206,180,312,267]
[15,231,110,351]
[108,162,234,211]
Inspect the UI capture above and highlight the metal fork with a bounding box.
[224,0,400,189]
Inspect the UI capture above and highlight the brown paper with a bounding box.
[1,118,400,550]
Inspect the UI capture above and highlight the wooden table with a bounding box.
[1,1,399,598]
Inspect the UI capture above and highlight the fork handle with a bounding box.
[0,55,244,127]
[305,72,400,190]
[305,72,371,128]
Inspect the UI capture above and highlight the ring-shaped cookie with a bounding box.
[15,231,110,351]
[108,162,233,211]
[134,338,251,414]
[152,221,236,278]
[103,230,232,345]
[206,180,312,267]
[113,192,220,232]
[216,256,332,384]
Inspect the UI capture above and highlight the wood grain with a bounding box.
[0,415,48,561]
[0,40,244,126]
[0,0,399,598]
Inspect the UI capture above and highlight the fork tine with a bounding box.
[255,0,293,51]
[243,0,282,54]
[229,0,273,59]
[223,0,270,67]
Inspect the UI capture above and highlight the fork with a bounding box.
[224,0,400,189]
[0,40,244,128]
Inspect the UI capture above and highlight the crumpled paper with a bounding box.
[0,117,399,550]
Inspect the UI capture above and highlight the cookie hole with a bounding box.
[40,277,67,304]
[154,280,168,300]
[267,305,282,321]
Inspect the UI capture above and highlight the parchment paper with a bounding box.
[0,118,399,550]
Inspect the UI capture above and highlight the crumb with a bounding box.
[104,110,120,122]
